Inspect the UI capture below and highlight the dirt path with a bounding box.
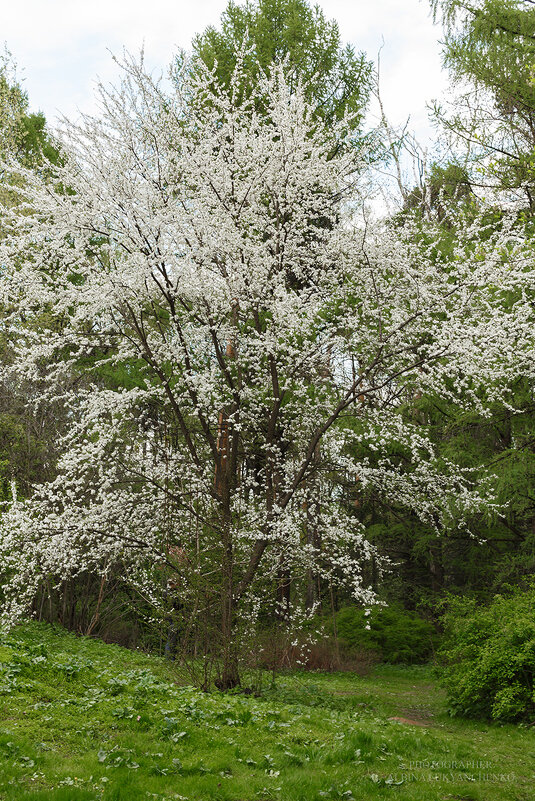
[388,715,432,727]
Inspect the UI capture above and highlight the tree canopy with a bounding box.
[193,0,372,127]
[431,0,535,205]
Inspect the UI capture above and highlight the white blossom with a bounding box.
[0,54,533,656]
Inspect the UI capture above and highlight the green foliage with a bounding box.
[432,0,535,204]
[0,411,51,501]
[0,49,58,167]
[438,586,535,721]
[434,0,535,106]
[193,0,372,127]
[403,161,476,222]
[0,52,61,510]
[351,364,535,611]
[334,605,437,665]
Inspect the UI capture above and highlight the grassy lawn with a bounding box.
[0,622,533,800]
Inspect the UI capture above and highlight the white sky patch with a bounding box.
[2,0,448,148]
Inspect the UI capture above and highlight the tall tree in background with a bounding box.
[0,48,57,167]
[431,0,535,207]
[193,0,372,129]
[356,1,535,608]
[0,51,61,505]
[431,0,535,590]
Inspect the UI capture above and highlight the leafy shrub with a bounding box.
[438,588,535,722]
[334,604,437,665]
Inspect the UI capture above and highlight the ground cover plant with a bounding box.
[0,622,533,801]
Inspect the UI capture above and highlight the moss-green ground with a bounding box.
[0,622,532,800]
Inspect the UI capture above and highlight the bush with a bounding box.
[333,604,437,665]
[438,588,535,722]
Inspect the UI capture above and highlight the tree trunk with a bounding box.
[219,518,240,689]
[215,432,240,690]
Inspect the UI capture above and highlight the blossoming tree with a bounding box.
[0,55,533,686]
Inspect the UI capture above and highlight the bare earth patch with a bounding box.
[388,715,431,727]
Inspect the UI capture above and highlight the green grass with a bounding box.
[0,622,533,800]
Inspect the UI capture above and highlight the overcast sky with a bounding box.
[2,0,448,145]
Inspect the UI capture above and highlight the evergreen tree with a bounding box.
[0,48,57,167]
[431,0,535,207]
[193,0,372,129]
